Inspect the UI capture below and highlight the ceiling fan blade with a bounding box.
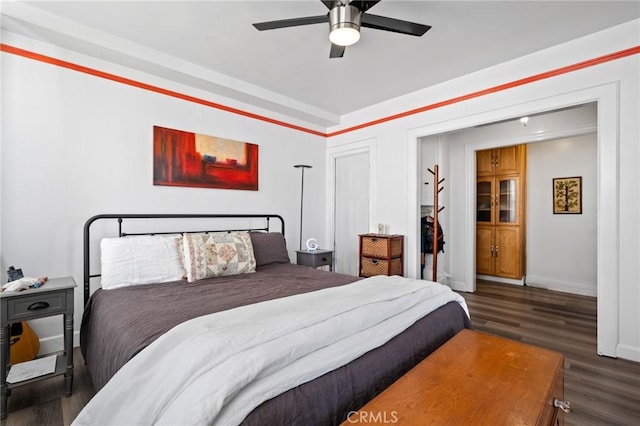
[349,1,381,13]
[321,1,339,9]
[329,43,346,58]
[361,13,431,36]
[253,15,327,31]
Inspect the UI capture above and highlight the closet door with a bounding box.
[334,151,370,276]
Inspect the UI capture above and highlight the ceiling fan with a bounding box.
[253,0,431,58]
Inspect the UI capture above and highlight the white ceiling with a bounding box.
[2,1,638,127]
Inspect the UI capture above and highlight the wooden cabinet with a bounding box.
[477,145,524,176]
[346,329,567,426]
[359,234,404,277]
[476,145,526,280]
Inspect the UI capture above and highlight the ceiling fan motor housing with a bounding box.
[329,5,362,46]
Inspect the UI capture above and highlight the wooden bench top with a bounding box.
[345,329,564,425]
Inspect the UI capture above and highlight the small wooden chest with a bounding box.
[346,329,566,425]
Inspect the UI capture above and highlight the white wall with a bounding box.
[1,34,327,354]
[327,20,639,361]
[526,135,597,296]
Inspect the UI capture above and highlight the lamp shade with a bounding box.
[330,26,360,46]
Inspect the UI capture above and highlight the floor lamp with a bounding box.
[294,164,312,250]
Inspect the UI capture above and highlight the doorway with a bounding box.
[407,91,621,357]
[407,86,619,358]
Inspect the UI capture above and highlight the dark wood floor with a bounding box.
[463,280,640,426]
[2,347,93,426]
[2,280,639,425]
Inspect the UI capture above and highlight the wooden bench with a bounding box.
[345,329,567,425]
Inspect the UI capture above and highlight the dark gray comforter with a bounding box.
[80,263,470,424]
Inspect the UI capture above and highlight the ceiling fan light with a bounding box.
[330,25,360,46]
[329,5,362,46]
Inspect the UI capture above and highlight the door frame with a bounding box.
[326,138,377,271]
[407,82,619,357]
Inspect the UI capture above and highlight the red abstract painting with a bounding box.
[153,126,258,190]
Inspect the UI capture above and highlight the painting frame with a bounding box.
[153,126,258,191]
[553,176,582,214]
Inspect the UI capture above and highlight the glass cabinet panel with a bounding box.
[476,180,493,223]
[498,178,517,223]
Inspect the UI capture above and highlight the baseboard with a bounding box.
[38,331,80,356]
[448,279,467,292]
[526,275,597,297]
[476,274,524,286]
[616,343,640,362]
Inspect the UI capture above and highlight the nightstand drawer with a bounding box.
[361,256,402,277]
[6,291,68,322]
[297,250,333,269]
[361,235,403,258]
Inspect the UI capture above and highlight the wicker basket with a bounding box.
[361,257,402,277]
[361,236,403,258]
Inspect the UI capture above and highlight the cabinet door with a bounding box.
[476,227,495,275]
[497,176,519,225]
[495,227,521,278]
[476,149,494,176]
[495,145,522,175]
[476,178,495,224]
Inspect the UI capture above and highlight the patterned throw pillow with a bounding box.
[183,231,256,282]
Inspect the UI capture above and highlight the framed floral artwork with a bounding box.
[553,176,582,214]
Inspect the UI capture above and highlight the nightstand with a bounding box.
[0,276,76,420]
[359,234,404,277]
[296,249,333,271]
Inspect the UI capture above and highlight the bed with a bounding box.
[76,214,471,425]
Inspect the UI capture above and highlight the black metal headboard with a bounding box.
[83,214,285,305]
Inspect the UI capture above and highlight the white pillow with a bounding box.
[100,235,186,290]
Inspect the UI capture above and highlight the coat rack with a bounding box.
[428,164,445,282]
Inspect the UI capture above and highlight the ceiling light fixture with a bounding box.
[329,5,361,46]
[520,116,529,126]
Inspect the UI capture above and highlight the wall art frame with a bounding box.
[553,176,582,214]
[153,126,258,191]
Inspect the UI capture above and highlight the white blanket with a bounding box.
[73,275,468,426]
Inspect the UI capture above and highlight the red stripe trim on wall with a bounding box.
[0,44,326,138]
[2,44,639,139]
[326,45,640,137]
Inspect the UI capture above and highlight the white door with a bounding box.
[334,152,370,275]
